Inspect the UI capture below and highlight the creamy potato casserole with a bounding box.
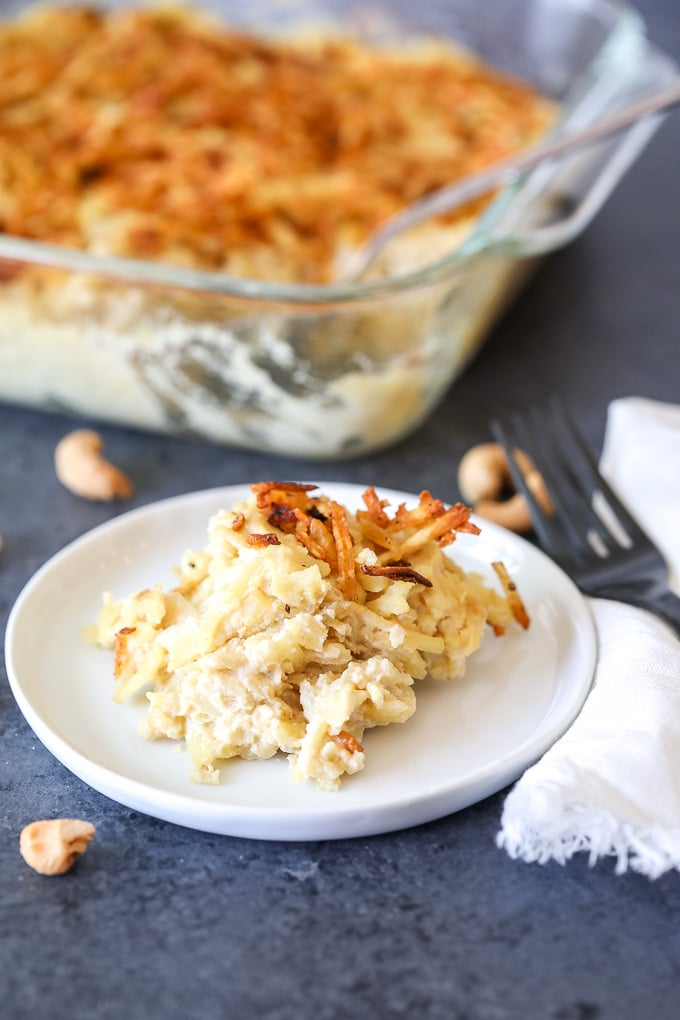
[0,3,553,282]
[0,4,555,455]
[92,484,529,790]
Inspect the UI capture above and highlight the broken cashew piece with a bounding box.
[457,442,553,533]
[19,819,96,876]
[55,429,134,501]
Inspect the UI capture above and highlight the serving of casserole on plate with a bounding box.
[5,483,597,839]
[88,482,530,791]
[0,1,675,456]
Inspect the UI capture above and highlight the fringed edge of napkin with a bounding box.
[497,799,680,879]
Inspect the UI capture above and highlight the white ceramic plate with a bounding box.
[5,483,596,841]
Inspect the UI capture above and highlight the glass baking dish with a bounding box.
[0,0,676,458]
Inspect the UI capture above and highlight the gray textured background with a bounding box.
[2,1,680,1017]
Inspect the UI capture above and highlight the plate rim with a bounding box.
[5,482,598,840]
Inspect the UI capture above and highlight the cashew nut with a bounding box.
[19,819,96,876]
[55,429,134,501]
[457,442,552,533]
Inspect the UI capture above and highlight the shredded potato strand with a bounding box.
[492,561,531,631]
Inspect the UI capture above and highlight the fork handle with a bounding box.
[594,587,680,637]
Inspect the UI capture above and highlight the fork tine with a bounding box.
[492,398,658,564]
[491,402,626,565]
[489,415,581,564]
[549,398,652,548]
[514,405,602,554]
[493,400,680,633]
[524,402,618,554]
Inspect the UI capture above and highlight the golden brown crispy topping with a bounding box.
[0,6,554,283]
[246,532,281,547]
[330,501,357,601]
[359,486,392,528]
[360,563,433,587]
[394,495,481,555]
[294,513,337,566]
[266,503,303,529]
[252,482,319,503]
[335,730,364,755]
[113,626,136,678]
[246,482,483,601]
[231,512,245,531]
[492,561,531,631]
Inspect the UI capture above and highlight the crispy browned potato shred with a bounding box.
[492,561,531,631]
[230,512,246,531]
[246,532,281,547]
[335,730,364,755]
[249,481,529,631]
[359,563,433,587]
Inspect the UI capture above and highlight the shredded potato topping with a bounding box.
[0,4,554,282]
[92,483,529,790]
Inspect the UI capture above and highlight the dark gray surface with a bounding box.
[3,3,680,1018]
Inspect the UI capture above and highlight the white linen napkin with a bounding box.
[497,397,680,878]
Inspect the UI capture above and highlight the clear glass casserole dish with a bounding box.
[0,0,676,458]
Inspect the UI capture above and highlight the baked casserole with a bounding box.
[2,2,660,457]
[0,3,554,283]
[91,483,529,790]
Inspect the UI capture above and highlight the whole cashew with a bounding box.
[55,429,134,502]
[19,819,96,876]
[457,442,552,533]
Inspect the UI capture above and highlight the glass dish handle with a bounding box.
[491,43,679,259]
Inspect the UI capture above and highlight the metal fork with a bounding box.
[489,398,680,635]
